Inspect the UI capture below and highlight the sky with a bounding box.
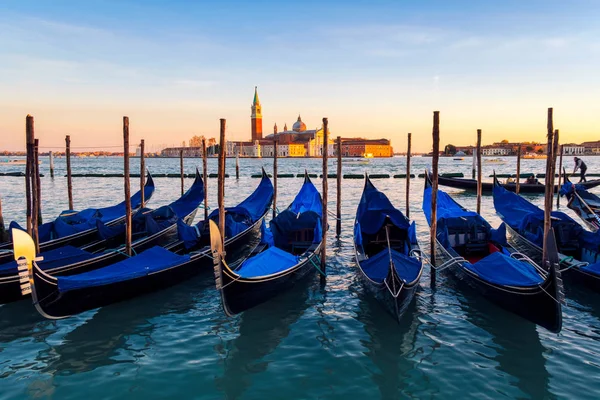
[0,0,599,153]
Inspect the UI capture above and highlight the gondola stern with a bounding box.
[424,169,432,189]
[209,220,238,316]
[543,229,564,333]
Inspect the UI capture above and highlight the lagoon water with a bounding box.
[1,155,600,399]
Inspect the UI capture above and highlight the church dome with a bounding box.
[292,115,307,132]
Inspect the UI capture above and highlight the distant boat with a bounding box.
[484,158,505,164]
[363,153,374,158]
[523,153,547,159]
[453,157,464,161]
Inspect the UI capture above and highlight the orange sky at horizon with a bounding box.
[1,91,598,153]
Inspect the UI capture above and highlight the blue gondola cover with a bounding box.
[57,246,190,292]
[463,252,543,286]
[0,246,95,277]
[8,177,155,242]
[494,182,600,251]
[360,248,422,283]
[235,246,300,278]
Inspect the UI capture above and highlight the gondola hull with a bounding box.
[355,267,418,323]
[0,175,156,259]
[505,224,600,293]
[217,243,322,316]
[28,212,263,319]
[435,242,563,333]
[437,175,600,194]
[0,210,197,304]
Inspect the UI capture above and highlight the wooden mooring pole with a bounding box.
[25,115,34,235]
[516,144,522,194]
[123,117,132,256]
[49,151,55,178]
[430,111,440,286]
[180,149,184,196]
[66,135,73,210]
[273,138,278,219]
[32,138,40,252]
[34,139,42,226]
[557,144,564,208]
[551,129,560,203]
[140,139,146,208]
[406,133,411,219]
[476,129,482,215]
[0,196,6,242]
[542,108,554,264]
[321,118,329,273]
[235,152,240,180]
[336,136,342,237]
[218,119,227,249]
[202,138,208,221]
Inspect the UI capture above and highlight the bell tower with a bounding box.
[251,86,263,141]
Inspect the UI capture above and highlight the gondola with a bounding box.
[435,173,600,194]
[211,172,323,316]
[353,175,423,322]
[0,172,156,261]
[13,170,273,319]
[0,169,204,304]
[423,174,563,332]
[493,175,600,292]
[560,171,600,231]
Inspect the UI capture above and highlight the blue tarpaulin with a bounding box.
[235,246,300,278]
[9,176,155,242]
[57,246,189,292]
[360,248,422,283]
[356,178,410,235]
[494,181,600,251]
[180,173,273,249]
[236,177,322,278]
[463,252,543,286]
[582,262,600,276]
[170,173,205,219]
[0,246,95,277]
[423,185,506,248]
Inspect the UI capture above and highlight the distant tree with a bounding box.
[501,139,509,144]
[526,146,534,152]
[537,148,544,154]
[444,144,457,155]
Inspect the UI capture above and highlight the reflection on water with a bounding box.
[1,157,600,399]
[216,278,314,399]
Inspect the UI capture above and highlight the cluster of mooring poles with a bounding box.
[22,115,42,253]
[427,107,562,283]
[11,108,564,285]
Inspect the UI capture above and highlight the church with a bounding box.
[231,87,335,157]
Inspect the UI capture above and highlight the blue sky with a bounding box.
[1,0,599,152]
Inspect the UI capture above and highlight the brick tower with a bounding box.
[251,86,263,141]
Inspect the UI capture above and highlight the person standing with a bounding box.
[573,157,588,182]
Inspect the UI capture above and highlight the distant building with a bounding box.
[482,147,511,156]
[160,147,204,157]
[341,138,392,157]
[582,141,600,155]
[212,87,392,158]
[562,143,585,155]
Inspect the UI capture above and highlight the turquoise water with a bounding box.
[1,155,600,399]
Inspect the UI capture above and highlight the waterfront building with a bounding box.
[562,143,585,155]
[341,138,393,157]
[582,141,600,155]
[482,147,511,156]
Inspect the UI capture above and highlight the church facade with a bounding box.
[229,87,390,157]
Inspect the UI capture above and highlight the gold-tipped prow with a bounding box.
[11,229,43,296]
